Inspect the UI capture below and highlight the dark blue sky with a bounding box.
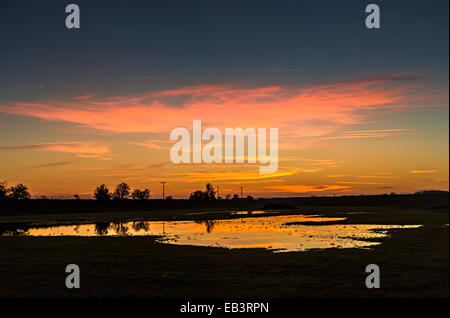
[0,0,448,101]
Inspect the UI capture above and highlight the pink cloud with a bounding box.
[0,74,440,147]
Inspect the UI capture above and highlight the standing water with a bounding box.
[1,213,421,252]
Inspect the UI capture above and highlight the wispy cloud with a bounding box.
[75,162,171,171]
[317,129,416,140]
[327,174,352,178]
[27,161,74,168]
[410,170,437,174]
[0,74,435,145]
[129,140,170,150]
[357,172,394,179]
[266,184,351,193]
[336,181,385,185]
[168,170,296,182]
[0,141,110,157]
[73,93,95,100]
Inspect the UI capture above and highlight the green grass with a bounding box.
[0,207,448,298]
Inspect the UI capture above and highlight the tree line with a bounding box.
[93,182,252,201]
[189,183,253,201]
[94,183,151,200]
[1,180,253,201]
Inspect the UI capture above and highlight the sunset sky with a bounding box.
[0,0,448,198]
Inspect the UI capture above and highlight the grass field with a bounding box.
[0,205,448,298]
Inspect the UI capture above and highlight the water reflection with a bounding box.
[194,220,216,233]
[92,221,151,236]
[1,214,421,252]
[94,222,110,235]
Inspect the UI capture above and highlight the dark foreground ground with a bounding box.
[0,202,448,298]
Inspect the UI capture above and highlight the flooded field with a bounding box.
[1,213,421,252]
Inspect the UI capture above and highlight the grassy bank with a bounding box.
[0,205,448,298]
[0,192,448,218]
[0,223,447,298]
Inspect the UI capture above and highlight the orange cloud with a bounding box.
[336,181,385,185]
[327,174,352,178]
[168,170,296,182]
[0,75,428,145]
[266,184,351,193]
[317,129,416,140]
[129,140,170,150]
[410,170,437,174]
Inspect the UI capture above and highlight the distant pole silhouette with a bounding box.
[240,187,243,199]
[160,181,168,199]
[217,186,220,199]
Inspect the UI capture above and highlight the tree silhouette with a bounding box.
[205,183,216,200]
[131,188,150,200]
[94,184,111,200]
[113,183,130,200]
[0,181,9,200]
[189,184,217,201]
[189,190,206,200]
[9,184,31,200]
